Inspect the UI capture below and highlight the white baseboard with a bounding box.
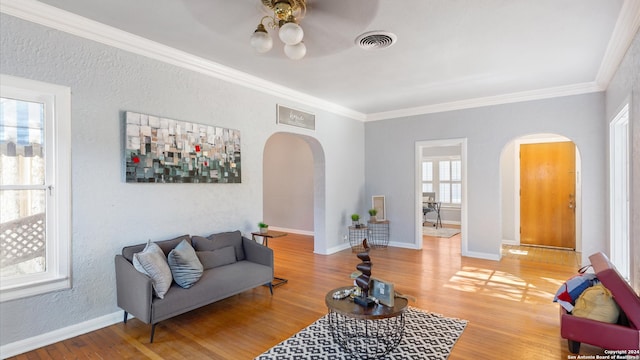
[501,239,519,246]
[324,241,419,254]
[323,243,351,254]
[442,220,462,226]
[0,310,124,358]
[388,241,420,250]
[268,226,314,236]
[462,250,501,261]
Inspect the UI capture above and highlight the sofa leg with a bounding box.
[150,323,157,343]
[268,282,273,295]
[123,311,128,324]
[567,339,580,353]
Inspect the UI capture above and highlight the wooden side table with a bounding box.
[251,230,288,287]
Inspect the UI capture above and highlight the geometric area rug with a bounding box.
[255,307,468,359]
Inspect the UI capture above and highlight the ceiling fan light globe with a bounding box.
[250,31,273,53]
[284,41,306,60]
[279,22,303,45]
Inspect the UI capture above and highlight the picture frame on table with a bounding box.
[370,277,394,307]
[372,195,386,221]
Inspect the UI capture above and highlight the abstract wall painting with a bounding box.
[124,111,241,183]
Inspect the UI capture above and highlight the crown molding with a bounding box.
[0,0,634,123]
[366,82,604,121]
[0,0,367,121]
[595,0,640,88]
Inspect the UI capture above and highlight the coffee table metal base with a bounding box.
[327,310,405,360]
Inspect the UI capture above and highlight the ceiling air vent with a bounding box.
[355,31,397,50]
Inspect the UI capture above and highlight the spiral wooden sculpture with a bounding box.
[354,239,375,307]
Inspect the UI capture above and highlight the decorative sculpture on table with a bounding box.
[354,239,375,307]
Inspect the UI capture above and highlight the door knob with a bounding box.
[568,193,575,209]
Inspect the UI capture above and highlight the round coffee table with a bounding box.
[325,286,408,359]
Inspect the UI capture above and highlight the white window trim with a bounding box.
[609,102,630,281]
[0,74,71,302]
[422,156,462,208]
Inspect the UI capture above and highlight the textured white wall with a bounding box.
[365,92,607,261]
[605,29,640,292]
[0,13,364,347]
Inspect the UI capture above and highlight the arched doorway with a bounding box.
[500,133,582,253]
[263,132,326,253]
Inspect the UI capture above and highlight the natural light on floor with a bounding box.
[445,266,556,304]
[501,244,581,267]
[508,249,529,256]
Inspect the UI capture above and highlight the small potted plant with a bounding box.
[368,208,378,222]
[258,222,269,234]
[351,213,360,228]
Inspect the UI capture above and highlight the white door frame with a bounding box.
[414,138,468,254]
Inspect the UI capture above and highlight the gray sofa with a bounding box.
[115,230,274,342]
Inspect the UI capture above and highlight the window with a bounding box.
[421,161,433,193]
[439,160,462,204]
[609,103,630,281]
[421,158,461,205]
[0,75,71,302]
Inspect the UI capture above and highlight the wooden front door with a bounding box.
[520,141,576,249]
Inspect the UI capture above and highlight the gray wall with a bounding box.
[263,133,314,232]
[0,13,364,347]
[605,29,640,292]
[365,92,607,261]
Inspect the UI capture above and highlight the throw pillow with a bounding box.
[196,246,237,270]
[553,273,598,312]
[133,240,173,299]
[572,283,620,323]
[167,239,203,289]
[192,230,245,261]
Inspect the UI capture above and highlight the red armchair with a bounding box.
[560,252,640,353]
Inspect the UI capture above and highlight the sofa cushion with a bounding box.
[192,230,245,261]
[168,239,203,288]
[150,261,274,323]
[123,234,191,262]
[197,246,237,270]
[132,240,173,299]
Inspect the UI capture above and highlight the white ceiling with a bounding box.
[2,0,639,120]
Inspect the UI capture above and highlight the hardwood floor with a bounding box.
[10,232,609,359]
[502,244,582,268]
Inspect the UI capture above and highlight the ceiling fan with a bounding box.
[182,0,381,60]
[250,0,381,60]
[250,0,308,59]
